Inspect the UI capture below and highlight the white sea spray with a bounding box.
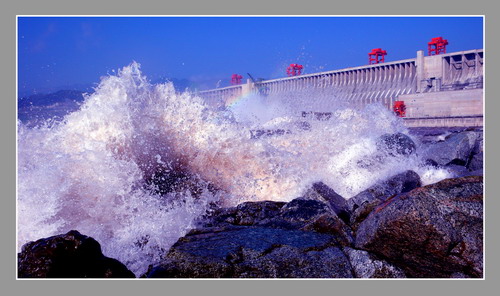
[17,62,451,276]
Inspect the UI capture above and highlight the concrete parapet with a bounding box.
[403,116,483,128]
[399,88,483,118]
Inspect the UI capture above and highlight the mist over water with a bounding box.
[17,62,450,275]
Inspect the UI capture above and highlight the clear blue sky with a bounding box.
[18,16,484,95]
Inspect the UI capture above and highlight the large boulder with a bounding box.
[347,170,422,231]
[200,198,353,247]
[18,230,135,278]
[355,176,483,278]
[302,182,350,223]
[146,196,358,278]
[267,198,353,246]
[377,133,417,156]
[201,200,286,228]
[145,226,352,278]
[421,131,479,166]
[467,151,483,172]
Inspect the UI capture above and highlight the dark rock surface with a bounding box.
[467,151,483,172]
[199,198,353,247]
[144,172,482,278]
[302,182,350,223]
[355,176,483,278]
[347,170,422,231]
[413,129,483,179]
[445,164,473,178]
[377,133,417,156]
[421,131,479,166]
[18,230,135,278]
[144,191,359,278]
[146,226,353,278]
[201,200,286,228]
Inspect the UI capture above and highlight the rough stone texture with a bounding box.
[302,182,350,223]
[343,247,406,278]
[347,170,422,231]
[377,133,417,156]
[200,198,353,247]
[445,164,473,178]
[269,198,353,246]
[199,200,286,228]
[146,226,352,278]
[146,168,216,199]
[347,170,422,212]
[355,176,483,278]
[18,230,135,278]
[471,130,483,155]
[422,131,479,166]
[467,151,483,172]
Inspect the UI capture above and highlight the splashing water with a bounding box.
[17,62,450,276]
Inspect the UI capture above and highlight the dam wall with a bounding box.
[197,49,484,128]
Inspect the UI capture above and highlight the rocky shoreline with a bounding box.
[18,128,484,278]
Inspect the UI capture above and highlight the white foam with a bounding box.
[18,62,450,276]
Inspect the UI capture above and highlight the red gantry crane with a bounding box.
[368,48,387,64]
[393,101,407,117]
[428,37,448,56]
[286,64,303,76]
[231,74,243,85]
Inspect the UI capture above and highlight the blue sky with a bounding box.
[18,16,483,96]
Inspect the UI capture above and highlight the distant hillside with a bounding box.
[152,78,219,92]
[18,90,88,127]
[18,89,87,108]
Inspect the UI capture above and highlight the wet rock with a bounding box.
[422,158,440,168]
[18,230,135,278]
[270,198,353,246]
[421,131,479,166]
[347,170,422,231]
[274,199,338,227]
[445,164,472,178]
[302,182,350,223]
[465,169,483,177]
[146,168,215,199]
[199,200,286,228]
[467,151,483,172]
[377,133,416,156]
[471,131,483,154]
[355,176,483,278]
[200,198,353,247]
[147,196,357,278]
[343,247,406,278]
[145,226,352,278]
[347,170,422,212]
[466,131,483,172]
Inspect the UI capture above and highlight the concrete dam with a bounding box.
[197,49,484,128]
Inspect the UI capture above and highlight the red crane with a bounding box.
[231,74,243,85]
[368,48,387,64]
[286,64,303,76]
[428,37,449,56]
[393,101,406,117]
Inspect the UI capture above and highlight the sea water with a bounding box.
[17,62,451,275]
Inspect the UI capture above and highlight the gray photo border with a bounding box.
[2,1,496,295]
